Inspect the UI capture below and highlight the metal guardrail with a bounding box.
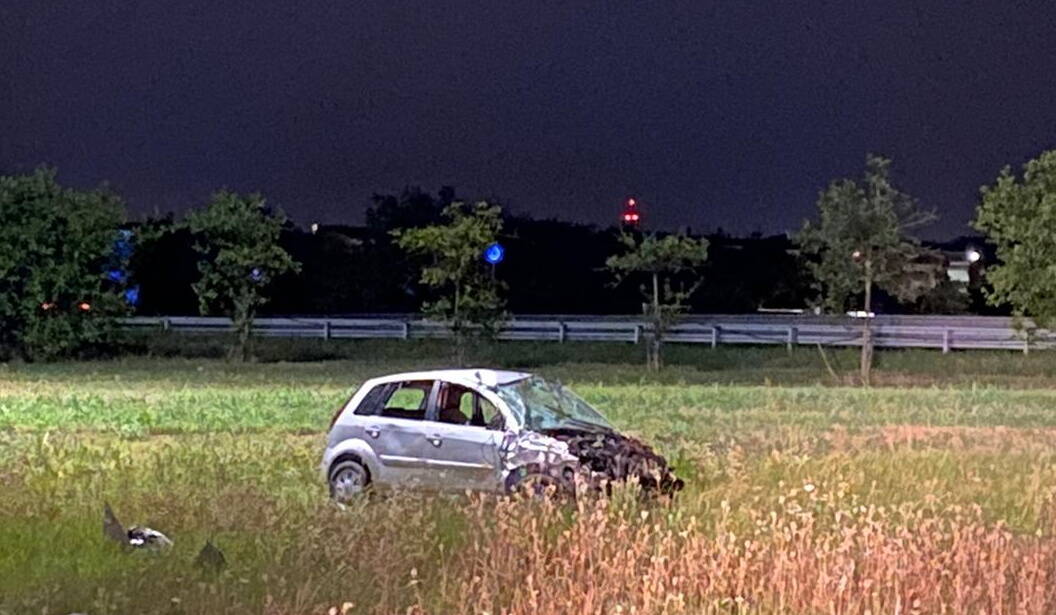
[120,315,1055,352]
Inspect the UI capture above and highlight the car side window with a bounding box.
[436,383,472,425]
[479,397,504,431]
[353,383,393,416]
[379,380,433,420]
[436,383,505,430]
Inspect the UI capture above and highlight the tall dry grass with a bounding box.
[7,352,1056,614]
[6,425,1056,614]
[282,486,1056,615]
[446,495,1056,614]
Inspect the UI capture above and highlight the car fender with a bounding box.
[321,439,382,483]
[500,430,581,476]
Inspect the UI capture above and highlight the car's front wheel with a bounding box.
[505,465,575,499]
[329,458,371,502]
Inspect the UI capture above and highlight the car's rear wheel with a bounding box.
[329,458,371,502]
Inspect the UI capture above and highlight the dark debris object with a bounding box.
[102,502,173,551]
[194,539,228,575]
[545,429,685,495]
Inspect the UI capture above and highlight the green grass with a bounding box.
[125,334,1056,386]
[3,347,1056,613]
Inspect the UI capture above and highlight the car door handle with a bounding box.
[426,435,443,447]
[365,426,381,438]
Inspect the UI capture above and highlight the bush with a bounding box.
[0,168,129,360]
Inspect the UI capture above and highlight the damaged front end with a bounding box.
[499,431,582,495]
[499,429,684,497]
[493,374,683,497]
[546,428,684,496]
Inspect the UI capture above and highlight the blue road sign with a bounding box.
[483,243,505,265]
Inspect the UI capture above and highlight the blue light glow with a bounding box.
[483,243,505,265]
[124,286,140,306]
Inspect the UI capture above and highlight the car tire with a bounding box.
[329,457,371,503]
[505,465,574,500]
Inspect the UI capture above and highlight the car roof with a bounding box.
[366,368,531,388]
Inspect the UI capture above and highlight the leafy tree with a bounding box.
[393,201,506,365]
[0,167,129,360]
[606,233,709,371]
[185,190,300,361]
[973,150,1056,335]
[797,155,936,385]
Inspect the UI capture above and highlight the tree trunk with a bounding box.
[650,272,662,371]
[860,258,873,386]
[233,304,253,363]
[453,280,465,367]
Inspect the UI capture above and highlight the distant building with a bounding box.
[943,247,982,284]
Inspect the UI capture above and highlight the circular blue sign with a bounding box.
[483,243,505,265]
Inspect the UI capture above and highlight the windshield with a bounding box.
[496,376,613,432]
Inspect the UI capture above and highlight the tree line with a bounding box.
[2,149,1055,376]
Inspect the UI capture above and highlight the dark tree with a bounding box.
[0,167,129,360]
[797,155,937,385]
[185,191,300,360]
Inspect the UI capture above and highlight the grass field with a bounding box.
[3,342,1056,613]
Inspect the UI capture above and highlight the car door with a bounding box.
[422,382,506,492]
[360,379,440,489]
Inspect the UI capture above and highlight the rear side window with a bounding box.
[353,384,393,416]
[378,380,434,421]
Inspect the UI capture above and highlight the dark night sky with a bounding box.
[3,1,1056,237]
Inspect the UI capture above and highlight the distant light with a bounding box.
[623,214,633,221]
[483,243,505,265]
[851,250,863,261]
[125,286,140,306]
[310,223,319,234]
[250,268,264,282]
[40,302,56,311]
[113,230,134,260]
[628,198,637,207]
[107,269,126,283]
[631,214,640,221]
[966,248,982,264]
[77,302,91,312]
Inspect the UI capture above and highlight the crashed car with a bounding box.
[321,369,682,501]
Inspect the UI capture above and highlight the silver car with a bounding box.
[321,369,682,501]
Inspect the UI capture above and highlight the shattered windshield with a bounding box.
[496,376,614,432]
